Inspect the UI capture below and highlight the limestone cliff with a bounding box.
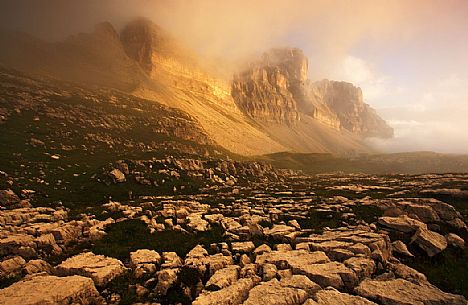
[306,80,394,138]
[231,48,393,138]
[231,48,306,124]
[0,19,389,156]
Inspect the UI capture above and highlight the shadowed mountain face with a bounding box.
[0,18,392,156]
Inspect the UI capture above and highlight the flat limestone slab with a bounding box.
[56,252,126,286]
[0,275,102,305]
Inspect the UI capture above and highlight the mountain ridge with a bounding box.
[0,18,392,156]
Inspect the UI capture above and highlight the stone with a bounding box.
[254,244,271,255]
[293,261,358,290]
[279,275,321,296]
[155,268,178,296]
[187,214,210,232]
[206,265,240,291]
[256,250,330,270]
[243,278,308,305]
[262,263,278,281]
[0,189,20,208]
[204,253,234,276]
[130,249,161,267]
[231,241,255,253]
[392,240,413,257]
[264,225,297,241]
[288,220,301,230]
[161,251,183,269]
[378,215,426,233]
[355,278,467,305]
[0,275,103,305]
[56,252,126,286]
[387,263,427,284]
[192,277,256,305]
[109,168,125,183]
[446,233,465,249]
[344,257,376,279]
[23,259,53,275]
[305,287,377,304]
[130,249,161,278]
[410,227,447,257]
[0,234,36,256]
[0,256,26,277]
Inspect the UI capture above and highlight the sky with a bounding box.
[1,0,467,153]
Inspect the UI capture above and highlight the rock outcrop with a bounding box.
[355,278,467,305]
[0,275,103,305]
[56,252,126,287]
[231,48,393,139]
[306,80,394,138]
[232,48,305,124]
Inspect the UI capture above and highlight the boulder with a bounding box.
[206,265,240,290]
[355,278,467,305]
[130,249,161,278]
[109,168,125,183]
[261,263,277,281]
[392,240,413,257]
[0,275,103,305]
[192,277,256,305]
[264,225,297,241]
[446,233,465,249]
[253,244,272,256]
[344,257,376,279]
[243,278,308,305]
[155,268,178,296]
[279,275,321,296]
[305,287,377,304]
[256,250,329,270]
[161,251,183,269]
[387,263,427,284]
[56,252,126,286]
[0,256,26,278]
[231,241,255,253]
[378,215,426,233]
[187,214,210,232]
[130,249,161,267]
[410,228,447,257]
[292,261,358,290]
[23,259,53,275]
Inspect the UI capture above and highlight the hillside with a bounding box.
[0,19,393,156]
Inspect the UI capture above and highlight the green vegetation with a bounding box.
[258,151,468,174]
[92,219,225,260]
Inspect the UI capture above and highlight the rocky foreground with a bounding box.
[0,170,467,305]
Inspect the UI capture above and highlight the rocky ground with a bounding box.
[0,64,466,305]
[0,169,466,305]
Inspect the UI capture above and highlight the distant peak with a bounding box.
[94,21,119,40]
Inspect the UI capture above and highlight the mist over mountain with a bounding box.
[0,18,393,156]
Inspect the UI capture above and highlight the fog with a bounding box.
[1,0,467,153]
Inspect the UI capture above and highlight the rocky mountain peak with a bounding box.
[260,48,308,84]
[232,48,393,138]
[120,18,197,76]
[119,18,156,74]
[307,80,394,138]
[93,21,119,41]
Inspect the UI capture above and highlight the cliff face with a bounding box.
[307,80,394,138]
[0,19,390,155]
[231,48,306,124]
[231,48,393,138]
[119,19,288,155]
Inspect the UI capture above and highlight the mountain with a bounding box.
[0,18,392,156]
[232,47,393,138]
